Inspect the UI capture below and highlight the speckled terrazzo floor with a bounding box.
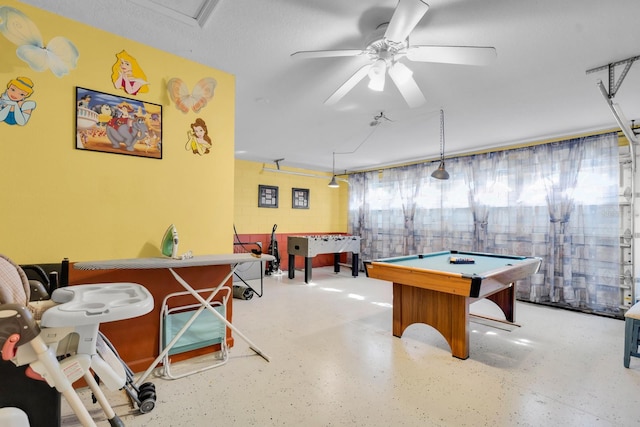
[61,267,640,427]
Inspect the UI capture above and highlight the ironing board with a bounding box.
[74,253,274,385]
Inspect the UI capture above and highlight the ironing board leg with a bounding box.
[168,267,271,362]
[134,264,270,386]
[134,267,233,385]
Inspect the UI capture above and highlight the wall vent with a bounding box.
[130,0,220,27]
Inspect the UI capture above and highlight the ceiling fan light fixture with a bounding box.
[389,61,413,84]
[368,58,387,77]
[368,59,387,91]
[368,74,385,91]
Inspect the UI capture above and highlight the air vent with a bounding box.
[130,0,220,28]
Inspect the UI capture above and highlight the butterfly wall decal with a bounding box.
[167,77,217,113]
[0,6,79,78]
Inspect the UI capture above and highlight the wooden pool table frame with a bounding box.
[365,251,541,359]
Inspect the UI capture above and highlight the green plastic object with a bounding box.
[161,224,179,258]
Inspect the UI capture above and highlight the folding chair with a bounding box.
[158,286,230,379]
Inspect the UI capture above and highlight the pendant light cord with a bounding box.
[332,152,336,175]
[439,108,445,161]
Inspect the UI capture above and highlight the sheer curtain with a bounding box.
[387,164,427,254]
[462,152,502,252]
[348,132,622,317]
[348,172,368,269]
[534,141,585,302]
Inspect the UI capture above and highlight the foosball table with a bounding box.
[287,235,361,283]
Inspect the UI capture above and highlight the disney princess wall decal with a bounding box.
[0,77,36,126]
[111,50,149,95]
[167,77,216,113]
[0,6,79,77]
[185,118,212,156]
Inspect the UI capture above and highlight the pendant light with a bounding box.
[328,152,339,188]
[431,109,450,180]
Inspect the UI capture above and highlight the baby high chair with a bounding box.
[0,254,154,427]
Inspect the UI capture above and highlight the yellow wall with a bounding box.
[0,1,235,262]
[234,160,348,234]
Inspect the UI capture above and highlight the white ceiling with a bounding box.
[19,0,640,173]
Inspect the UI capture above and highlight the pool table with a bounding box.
[364,250,541,359]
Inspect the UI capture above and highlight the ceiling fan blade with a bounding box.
[384,0,429,44]
[325,64,372,106]
[291,49,365,59]
[388,67,426,108]
[407,45,497,66]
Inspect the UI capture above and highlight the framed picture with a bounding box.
[292,188,309,209]
[258,185,278,208]
[75,87,162,159]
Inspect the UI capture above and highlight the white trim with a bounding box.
[129,0,220,28]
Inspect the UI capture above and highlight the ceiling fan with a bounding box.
[291,0,497,108]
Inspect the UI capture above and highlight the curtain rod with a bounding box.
[346,126,632,176]
[262,166,349,183]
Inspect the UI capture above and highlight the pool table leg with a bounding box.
[484,283,515,322]
[393,283,470,359]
